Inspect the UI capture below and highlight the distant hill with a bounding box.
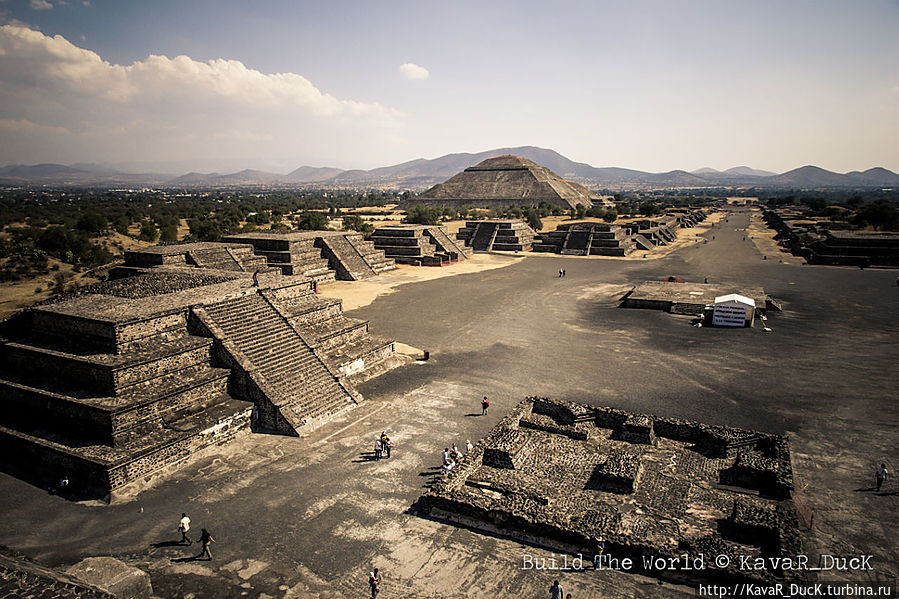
[0,163,167,186]
[2,148,897,189]
[166,169,282,186]
[691,166,776,181]
[845,167,899,186]
[768,165,860,187]
[724,166,776,177]
[284,165,345,183]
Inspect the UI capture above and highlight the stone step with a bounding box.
[202,294,355,435]
[1,336,214,397]
[0,362,231,446]
[307,317,369,351]
[0,396,253,499]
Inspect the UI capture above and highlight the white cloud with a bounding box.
[0,118,70,135]
[29,0,54,9]
[399,62,429,81]
[0,24,404,167]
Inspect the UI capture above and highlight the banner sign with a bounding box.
[712,304,747,327]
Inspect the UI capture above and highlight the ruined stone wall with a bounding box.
[105,407,251,493]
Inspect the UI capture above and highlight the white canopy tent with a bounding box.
[711,294,756,327]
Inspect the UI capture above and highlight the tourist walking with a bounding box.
[550,579,564,599]
[481,396,489,415]
[876,463,888,491]
[383,435,392,459]
[562,269,566,277]
[198,529,215,560]
[369,567,383,598]
[178,513,192,545]
[559,269,563,278]
[466,439,473,453]
[374,438,382,460]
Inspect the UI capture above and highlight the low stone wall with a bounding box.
[32,310,116,353]
[419,397,802,586]
[0,381,113,445]
[106,406,251,493]
[0,426,111,500]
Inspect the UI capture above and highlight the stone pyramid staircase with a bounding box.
[316,234,377,280]
[265,281,398,380]
[423,226,473,260]
[457,220,535,252]
[196,293,359,434]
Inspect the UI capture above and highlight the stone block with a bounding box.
[67,557,152,599]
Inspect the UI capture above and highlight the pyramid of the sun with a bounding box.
[407,155,597,210]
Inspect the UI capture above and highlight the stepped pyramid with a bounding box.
[370,224,473,264]
[222,231,396,281]
[0,266,400,500]
[533,222,637,256]
[456,220,536,251]
[407,155,597,210]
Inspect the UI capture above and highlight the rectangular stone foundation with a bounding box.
[419,397,803,587]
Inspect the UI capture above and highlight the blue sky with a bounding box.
[0,0,897,173]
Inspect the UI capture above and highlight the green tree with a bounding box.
[403,205,442,225]
[159,223,178,241]
[853,200,899,231]
[112,215,131,236]
[603,209,618,223]
[188,218,223,242]
[76,212,107,236]
[296,211,330,230]
[138,219,159,242]
[342,214,373,234]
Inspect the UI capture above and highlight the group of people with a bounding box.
[441,440,474,473]
[374,431,392,460]
[558,269,567,278]
[177,513,215,560]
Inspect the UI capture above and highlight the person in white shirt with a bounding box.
[178,513,192,545]
[876,463,888,491]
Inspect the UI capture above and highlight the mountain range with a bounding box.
[2,147,898,189]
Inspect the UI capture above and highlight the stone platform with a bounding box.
[0,268,400,500]
[222,231,396,281]
[419,398,803,587]
[370,224,473,265]
[621,281,775,315]
[534,222,637,256]
[456,220,536,252]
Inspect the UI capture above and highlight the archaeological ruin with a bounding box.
[370,224,473,265]
[221,230,396,280]
[0,246,401,500]
[455,220,536,252]
[419,397,805,587]
[407,155,599,211]
[532,209,706,256]
[533,222,638,256]
[763,209,899,267]
[621,280,781,317]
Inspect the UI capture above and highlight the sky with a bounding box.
[0,0,897,174]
